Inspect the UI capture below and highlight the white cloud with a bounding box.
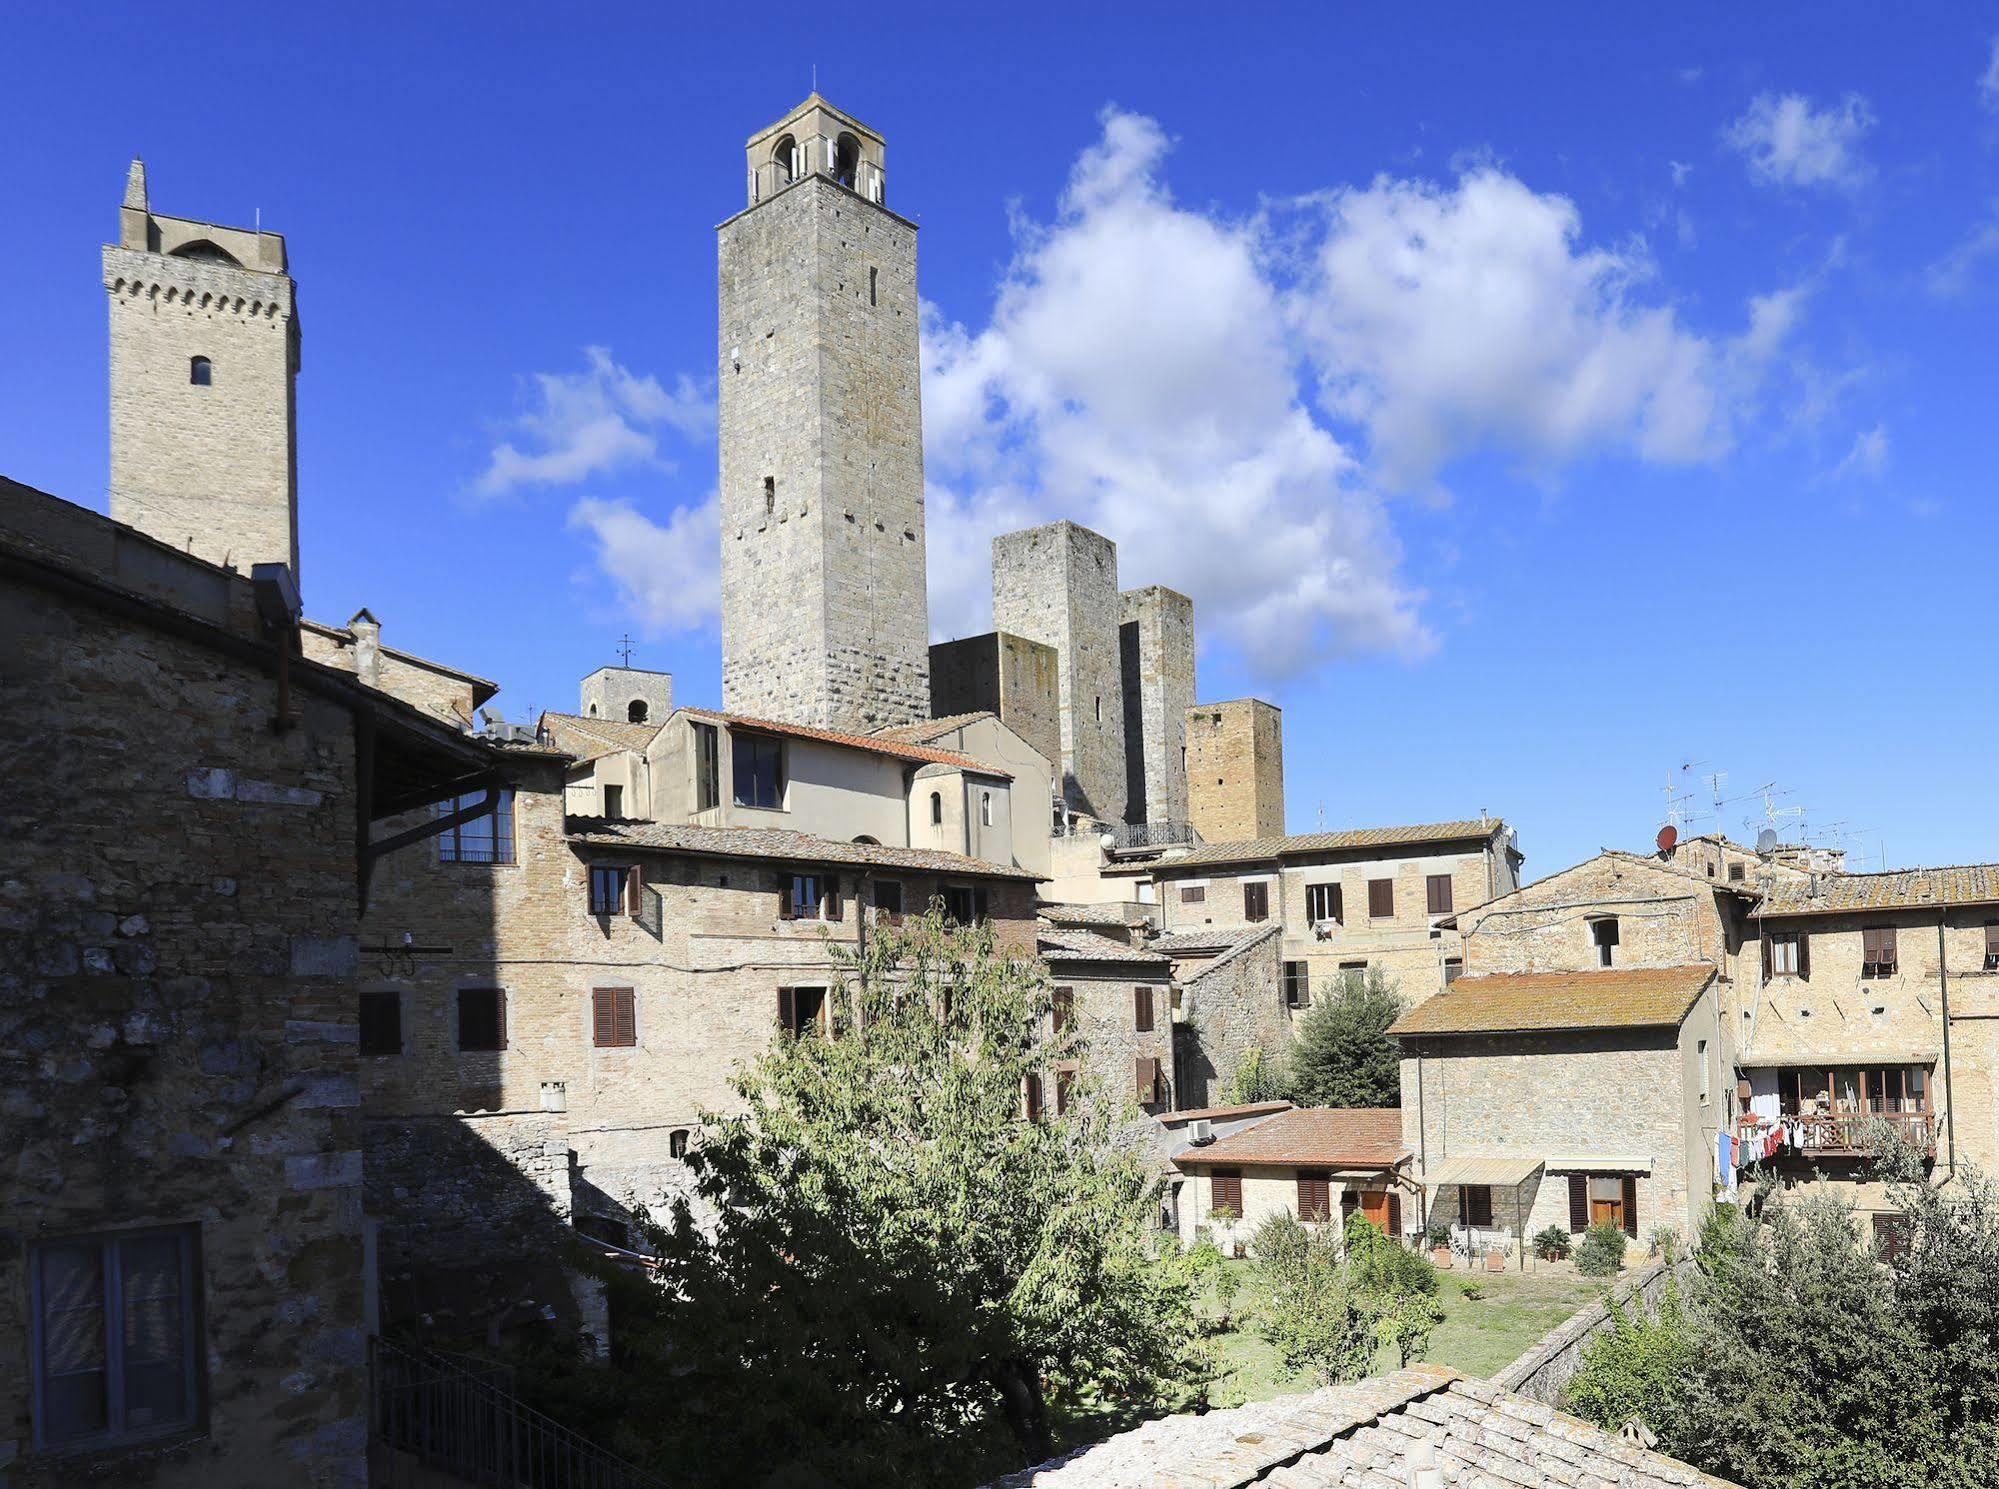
[1927,202,1999,296]
[1724,92,1875,191]
[567,494,720,635]
[1831,424,1888,482]
[474,348,713,498]
[1670,160,1693,189]
[1982,37,1999,111]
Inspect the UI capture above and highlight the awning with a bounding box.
[1742,1049,1940,1068]
[1426,1155,1543,1188]
[1545,1154,1653,1174]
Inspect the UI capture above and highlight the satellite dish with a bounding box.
[1756,827,1780,855]
[1656,824,1678,854]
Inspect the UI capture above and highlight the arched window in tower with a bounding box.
[627,699,649,724]
[980,791,993,827]
[773,135,797,186]
[929,791,943,826]
[189,356,212,387]
[834,133,860,190]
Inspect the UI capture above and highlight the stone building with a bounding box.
[104,161,299,579]
[718,95,929,732]
[1185,698,1284,842]
[579,663,673,727]
[1118,585,1194,830]
[927,631,1061,777]
[0,478,486,1487]
[1171,1107,1412,1248]
[1035,925,1178,1120]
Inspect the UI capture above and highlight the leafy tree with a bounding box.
[630,910,1205,1487]
[1575,1221,1627,1277]
[1560,1285,1694,1436]
[1342,1212,1444,1368]
[1285,967,1403,1108]
[1225,1043,1286,1104]
[1251,1220,1372,1385]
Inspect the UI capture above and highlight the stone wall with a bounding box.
[928,631,1062,772]
[1492,1258,1693,1406]
[1185,699,1284,842]
[1457,855,1732,982]
[1047,966,1178,1116]
[1118,585,1194,829]
[1174,927,1285,1109]
[578,666,673,727]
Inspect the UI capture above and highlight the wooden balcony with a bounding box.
[1739,1111,1936,1159]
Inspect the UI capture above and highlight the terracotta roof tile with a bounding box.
[1037,901,1153,928]
[565,818,1040,879]
[1161,819,1505,870]
[1389,965,1715,1038]
[541,711,663,757]
[870,711,995,744]
[1173,1107,1407,1170]
[1758,863,1999,917]
[1036,929,1169,966]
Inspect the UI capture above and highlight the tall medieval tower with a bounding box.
[717,96,929,731]
[104,160,301,578]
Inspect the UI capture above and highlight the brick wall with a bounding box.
[1185,699,1283,842]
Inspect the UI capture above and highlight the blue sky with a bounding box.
[5,4,1996,878]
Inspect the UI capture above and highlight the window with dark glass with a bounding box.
[588,865,635,917]
[1180,884,1206,904]
[943,885,989,924]
[1283,960,1310,1008]
[30,1227,200,1449]
[694,722,721,812]
[358,991,401,1056]
[188,356,211,386]
[457,988,506,1051]
[872,878,903,920]
[669,1128,690,1159]
[437,787,515,864]
[777,985,827,1037]
[732,733,784,809]
[781,872,826,920]
[1306,882,1341,923]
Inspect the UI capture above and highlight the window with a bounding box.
[1444,958,1463,985]
[1023,1073,1044,1122]
[1767,930,1807,979]
[359,991,401,1056]
[1135,1056,1162,1106]
[873,879,903,921]
[1987,923,1999,972]
[602,784,624,819]
[1055,1066,1075,1114]
[588,864,637,917]
[1134,985,1155,1033]
[1210,1168,1243,1218]
[1367,878,1394,919]
[1729,862,1746,881]
[979,791,993,827]
[773,134,796,183]
[869,266,878,306]
[779,872,830,920]
[693,722,721,812]
[1306,882,1342,923]
[188,356,211,386]
[1052,986,1073,1034]
[1698,1038,1710,1105]
[1426,873,1454,915]
[1339,959,1368,976]
[1243,881,1270,922]
[669,1128,690,1160]
[627,699,649,724]
[592,987,637,1048]
[1568,1174,1637,1238]
[943,885,988,925]
[777,986,827,1037]
[929,791,943,826]
[763,475,776,516]
[1180,884,1206,905]
[1591,917,1620,967]
[1863,926,1897,978]
[1458,1184,1494,1228]
[732,733,784,810]
[436,787,515,864]
[1296,1170,1332,1222]
[1283,960,1310,1008]
[30,1227,200,1449]
[457,988,506,1051]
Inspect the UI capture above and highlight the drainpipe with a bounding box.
[1939,912,1957,1179]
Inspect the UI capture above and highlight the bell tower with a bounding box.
[716,96,929,731]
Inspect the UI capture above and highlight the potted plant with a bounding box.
[1484,1242,1507,1273]
[1425,1222,1454,1267]
[1533,1225,1573,1263]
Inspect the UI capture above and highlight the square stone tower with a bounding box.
[993,520,1127,824]
[580,666,673,727]
[104,160,300,578]
[1186,698,1285,842]
[1119,585,1195,827]
[717,96,929,731]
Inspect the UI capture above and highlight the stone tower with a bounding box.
[104,159,300,578]
[580,665,673,726]
[717,96,929,731]
[993,520,1127,824]
[1120,585,1195,828]
[1186,698,1285,842]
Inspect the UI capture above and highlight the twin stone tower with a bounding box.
[103,93,1281,842]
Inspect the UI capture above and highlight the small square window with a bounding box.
[359,991,401,1056]
[458,988,506,1052]
[589,865,637,917]
[437,788,515,865]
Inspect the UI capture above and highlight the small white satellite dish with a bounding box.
[1756,827,1780,854]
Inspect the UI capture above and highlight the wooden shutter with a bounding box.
[1023,1073,1043,1122]
[1621,1174,1639,1239]
[494,989,507,1050]
[1135,1057,1158,1102]
[593,988,616,1046]
[1369,878,1394,918]
[777,874,795,920]
[1211,1169,1242,1216]
[823,875,842,921]
[1987,924,1999,968]
[777,986,796,1033]
[1055,1067,1074,1114]
[1296,1171,1330,1221]
[1568,1174,1589,1234]
[1331,883,1344,922]
[625,866,642,918]
[1797,931,1810,980]
[1134,985,1154,1032]
[1387,1192,1402,1237]
[1052,987,1073,1034]
[1465,1184,1493,1227]
[1427,874,1453,915]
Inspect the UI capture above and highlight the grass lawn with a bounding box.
[1203,1259,1605,1405]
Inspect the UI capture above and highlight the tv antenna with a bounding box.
[1659,768,1702,832]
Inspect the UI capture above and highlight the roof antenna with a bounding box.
[616,633,635,668]
[812,61,817,93]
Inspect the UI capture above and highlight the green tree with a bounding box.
[1285,967,1403,1108]
[1341,1212,1444,1368]
[1560,1285,1694,1437]
[631,910,1204,1487]
[1225,1043,1286,1104]
[1251,1220,1372,1385]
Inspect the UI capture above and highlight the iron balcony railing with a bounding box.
[369,1337,667,1489]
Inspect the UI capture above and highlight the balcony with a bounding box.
[1738,1110,1936,1159]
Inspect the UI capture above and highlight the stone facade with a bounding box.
[1118,585,1194,829]
[1167,927,1286,1110]
[718,97,928,732]
[105,161,299,580]
[1041,956,1178,1119]
[993,521,1127,824]
[1185,699,1284,842]
[578,665,673,727]
[928,631,1062,775]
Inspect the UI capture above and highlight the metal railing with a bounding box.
[369,1337,667,1489]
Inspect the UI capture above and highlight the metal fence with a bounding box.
[369,1337,668,1489]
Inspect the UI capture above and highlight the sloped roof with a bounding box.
[1389,965,1715,1038]
[1036,929,1170,967]
[541,711,663,760]
[301,616,501,705]
[871,711,996,744]
[1038,902,1153,928]
[1151,926,1267,956]
[1160,819,1504,871]
[677,708,1009,776]
[1758,863,1999,917]
[986,1362,1740,1488]
[566,819,1039,880]
[1173,1106,1406,1170]
[1159,1100,1294,1125]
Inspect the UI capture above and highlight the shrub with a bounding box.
[1249,1210,1310,1277]
[1560,1286,1694,1432]
[1424,1222,1453,1250]
[1647,1225,1682,1263]
[1459,1280,1485,1301]
[1533,1225,1573,1261]
[1577,1221,1628,1277]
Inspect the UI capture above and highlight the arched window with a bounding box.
[773,135,797,185]
[929,791,943,826]
[189,356,212,387]
[627,699,649,724]
[980,792,993,827]
[669,1128,690,1160]
[852,835,880,845]
[587,703,599,717]
[834,133,860,189]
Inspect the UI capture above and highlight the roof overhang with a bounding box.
[1426,1155,1544,1188]
[1545,1154,1654,1174]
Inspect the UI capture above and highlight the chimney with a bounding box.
[1406,1440,1444,1489]
[348,608,383,692]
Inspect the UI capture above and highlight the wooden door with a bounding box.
[1360,1190,1391,1231]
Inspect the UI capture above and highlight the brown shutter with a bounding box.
[626,866,642,918]
[1052,987,1073,1033]
[824,875,842,920]
[1134,985,1154,1032]
[1388,1192,1402,1237]
[777,986,796,1033]
[1332,884,1344,922]
[777,873,795,920]
[1621,1174,1639,1239]
[1797,931,1810,980]
[1369,879,1394,918]
[1761,932,1772,981]
[1135,1057,1159,1102]
[593,988,615,1047]
[1211,1169,1242,1216]
[1468,1185,1493,1227]
[1568,1174,1589,1233]
[1055,1067,1074,1114]
[618,989,636,1046]
[1024,1074,1043,1122]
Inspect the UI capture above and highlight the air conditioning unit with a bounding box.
[1189,1119,1214,1145]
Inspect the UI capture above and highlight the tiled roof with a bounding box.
[870,711,995,744]
[1160,818,1504,870]
[1757,863,1999,917]
[1389,965,1715,1038]
[1039,901,1154,928]
[1151,926,1267,955]
[301,616,501,697]
[1173,1106,1406,1170]
[565,818,1040,880]
[679,708,1010,777]
[1159,1100,1294,1125]
[987,1362,1739,1488]
[1036,929,1170,966]
[541,711,663,758]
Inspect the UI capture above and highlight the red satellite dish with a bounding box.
[1656,824,1679,853]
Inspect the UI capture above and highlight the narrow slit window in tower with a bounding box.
[189,356,212,387]
[869,267,877,306]
[764,476,775,517]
